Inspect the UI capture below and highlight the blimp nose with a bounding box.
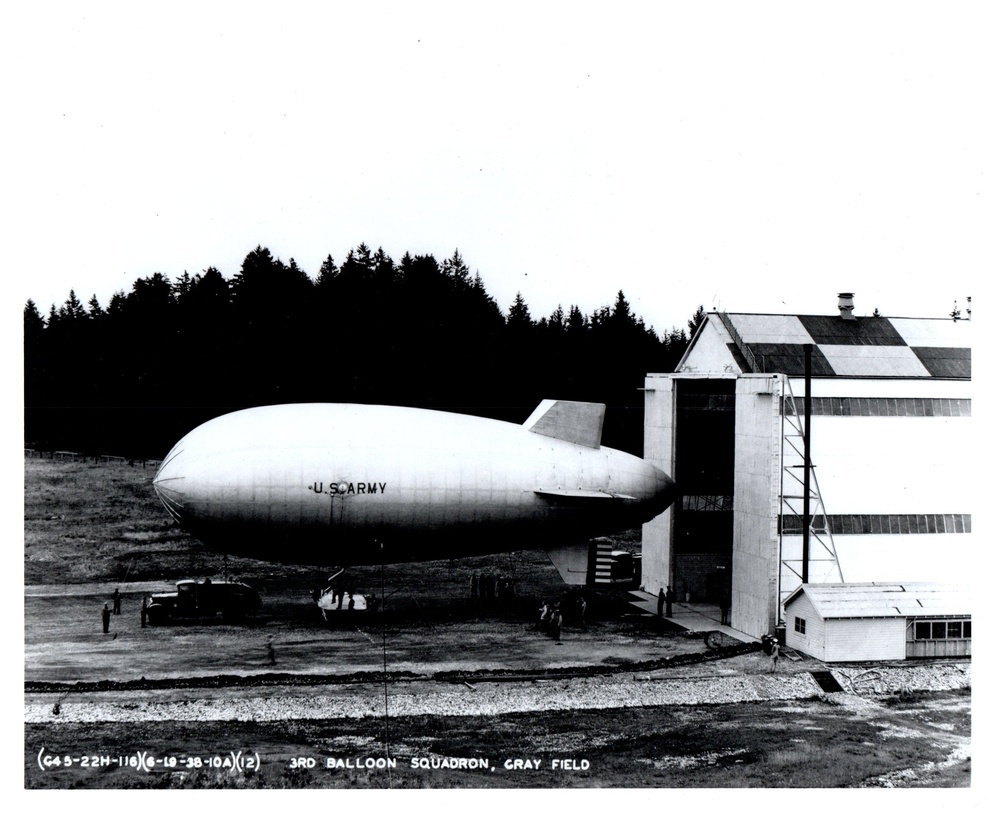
[651,465,677,514]
[153,445,189,524]
[657,468,677,511]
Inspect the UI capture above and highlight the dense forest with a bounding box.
[24,244,703,458]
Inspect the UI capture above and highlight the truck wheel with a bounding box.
[704,631,725,649]
[146,605,166,626]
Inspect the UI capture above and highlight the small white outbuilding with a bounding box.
[782,582,970,662]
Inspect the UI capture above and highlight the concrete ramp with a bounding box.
[628,592,759,644]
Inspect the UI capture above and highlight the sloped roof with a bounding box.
[718,313,971,378]
[784,582,970,619]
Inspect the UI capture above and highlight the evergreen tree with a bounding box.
[107,291,127,317]
[441,249,470,284]
[59,289,87,322]
[687,305,707,337]
[506,292,533,329]
[610,290,635,327]
[316,254,338,286]
[24,299,45,335]
[567,305,587,333]
[173,271,193,299]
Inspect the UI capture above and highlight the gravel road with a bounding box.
[25,661,970,724]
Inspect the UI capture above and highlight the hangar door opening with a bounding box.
[673,379,736,604]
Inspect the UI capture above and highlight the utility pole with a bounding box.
[802,344,812,585]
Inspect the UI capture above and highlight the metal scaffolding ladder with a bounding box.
[777,376,843,616]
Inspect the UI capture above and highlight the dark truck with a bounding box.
[145,579,261,625]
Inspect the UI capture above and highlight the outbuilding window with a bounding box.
[794,616,806,634]
[914,619,971,640]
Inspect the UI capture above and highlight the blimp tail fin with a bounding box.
[544,542,590,585]
[523,400,605,449]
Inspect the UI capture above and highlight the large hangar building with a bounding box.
[641,295,972,640]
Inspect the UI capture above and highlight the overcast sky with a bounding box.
[7,2,993,336]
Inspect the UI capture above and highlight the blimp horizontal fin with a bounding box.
[535,488,638,502]
[523,400,605,448]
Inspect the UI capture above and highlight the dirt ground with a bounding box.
[24,579,710,684]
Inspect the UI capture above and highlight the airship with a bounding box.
[152,400,675,583]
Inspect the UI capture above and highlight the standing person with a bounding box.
[578,595,587,629]
[112,588,121,615]
[140,597,148,628]
[665,585,674,618]
[537,601,550,631]
[101,603,111,634]
[657,588,665,617]
[769,639,780,672]
[551,604,562,642]
[720,586,731,626]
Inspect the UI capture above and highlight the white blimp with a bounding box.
[152,400,675,583]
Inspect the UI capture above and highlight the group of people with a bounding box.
[536,601,564,640]
[471,572,515,603]
[537,592,587,641]
[102,587,153,631]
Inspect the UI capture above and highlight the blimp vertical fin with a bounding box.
[523,400,605,449]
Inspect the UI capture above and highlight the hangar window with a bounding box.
[682,495,734,511]
[794,616,806,634]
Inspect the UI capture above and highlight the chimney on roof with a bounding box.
[838,292,856,321]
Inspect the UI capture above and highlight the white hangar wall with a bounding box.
[783,376,973,587]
